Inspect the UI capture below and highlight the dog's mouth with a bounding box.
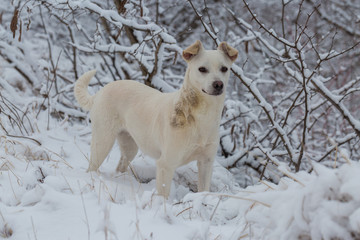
[202,89,223,96]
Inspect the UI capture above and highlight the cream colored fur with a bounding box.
[74,40,238,198]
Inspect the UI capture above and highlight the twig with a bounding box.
[187,0,218,44]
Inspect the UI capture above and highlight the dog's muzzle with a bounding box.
[212,81,223,91]
[202,81,224,96]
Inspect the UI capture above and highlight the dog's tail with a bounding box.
[74,70,97,111]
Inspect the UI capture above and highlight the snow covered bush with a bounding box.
[188,0,360,185]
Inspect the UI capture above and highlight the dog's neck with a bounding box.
[170,71,225,128]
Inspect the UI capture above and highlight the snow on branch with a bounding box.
[311,77,360,137]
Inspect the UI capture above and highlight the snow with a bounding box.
[1,117,360,240]
[1,0,360,239]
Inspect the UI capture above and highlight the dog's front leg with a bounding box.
[197,154,215,192]
[156,157,176,198]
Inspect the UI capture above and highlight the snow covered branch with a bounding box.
[191,0,360,182]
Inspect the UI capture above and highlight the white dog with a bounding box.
[74,40,238,198]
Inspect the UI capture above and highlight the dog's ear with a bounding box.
[182,40,204,62]
[218,42,238,62]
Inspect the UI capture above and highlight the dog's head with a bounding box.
[182,40,238,96]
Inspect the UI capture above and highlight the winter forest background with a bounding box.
[1,0,360,239]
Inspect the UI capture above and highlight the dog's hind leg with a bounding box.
[87,124,116,172]
[116,131,138,173]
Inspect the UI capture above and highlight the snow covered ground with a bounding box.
[1,117,359,240]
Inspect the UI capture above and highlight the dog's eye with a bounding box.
[198,67,208,73]
[220,66,228,73]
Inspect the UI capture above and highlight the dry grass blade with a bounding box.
[194,192,271,208]
[42,146,73,168]
[176,206,193,217]
[0,211,13,239]
[327,137,352,165]
[31,217,38,240]
[210,196,222,221]
[10,8,19,39]
[78,180,91,240]
[0,223,13,238]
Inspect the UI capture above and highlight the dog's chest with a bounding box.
[188,117,219,148]
[181,126,218,164]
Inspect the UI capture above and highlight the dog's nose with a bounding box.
[212,81,223,91]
